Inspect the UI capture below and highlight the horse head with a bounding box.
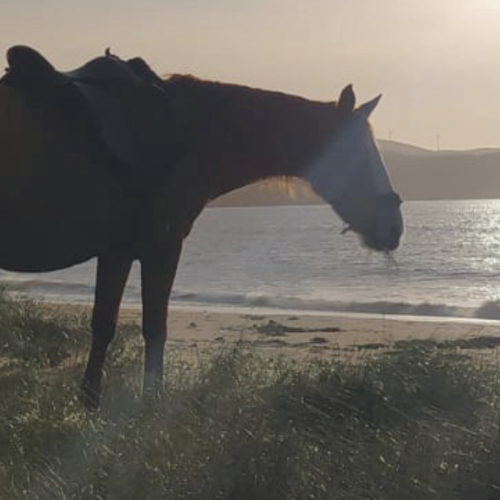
[304,85,403,252]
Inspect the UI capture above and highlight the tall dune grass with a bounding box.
[0,290,499,499]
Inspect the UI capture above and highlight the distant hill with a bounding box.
[210,140,500,206]
[380,141,500,200]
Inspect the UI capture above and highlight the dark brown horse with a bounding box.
[0,75,403,408]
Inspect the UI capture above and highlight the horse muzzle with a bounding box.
[363,204,404,251]
[360,193,404,252]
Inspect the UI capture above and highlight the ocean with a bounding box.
[2,200,500,320]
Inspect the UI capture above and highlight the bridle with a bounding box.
[303,113,402,237]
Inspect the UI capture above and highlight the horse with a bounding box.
[0,74,403,409]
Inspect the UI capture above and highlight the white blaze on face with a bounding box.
[364,127,393,196]
[305,93,403,250]
[305,94,393,206]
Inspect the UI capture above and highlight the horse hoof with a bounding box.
[79,382,101,411]
[142,375,164,403]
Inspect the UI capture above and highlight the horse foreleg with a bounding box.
[140,235,182,396]
[80,253,132,410]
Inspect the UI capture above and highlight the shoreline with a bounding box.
[45,301,500,355]
[39,297,500,326]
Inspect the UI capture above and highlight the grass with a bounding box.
[0,291,500,499]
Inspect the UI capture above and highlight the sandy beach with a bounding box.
[54,302,500,357]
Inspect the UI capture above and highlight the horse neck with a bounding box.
[166,77,336,201]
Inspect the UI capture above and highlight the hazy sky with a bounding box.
[1,0,499,150]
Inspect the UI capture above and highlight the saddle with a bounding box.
[1,46,180,187]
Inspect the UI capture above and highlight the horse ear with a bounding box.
[357,94,382,118]
[337,84,356,116]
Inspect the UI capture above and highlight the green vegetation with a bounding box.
[0,291,500,499]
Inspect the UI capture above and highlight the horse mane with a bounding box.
[163,73,342,106]
[162,74,343,147]
[160,74,346,200]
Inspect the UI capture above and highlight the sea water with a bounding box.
[2,200,500,320]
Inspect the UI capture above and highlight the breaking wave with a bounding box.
[3,279,500,321]
[171,291,484,320]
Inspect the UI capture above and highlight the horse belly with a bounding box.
[0,192,114,272]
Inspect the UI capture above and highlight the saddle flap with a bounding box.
[75,81,174,169]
